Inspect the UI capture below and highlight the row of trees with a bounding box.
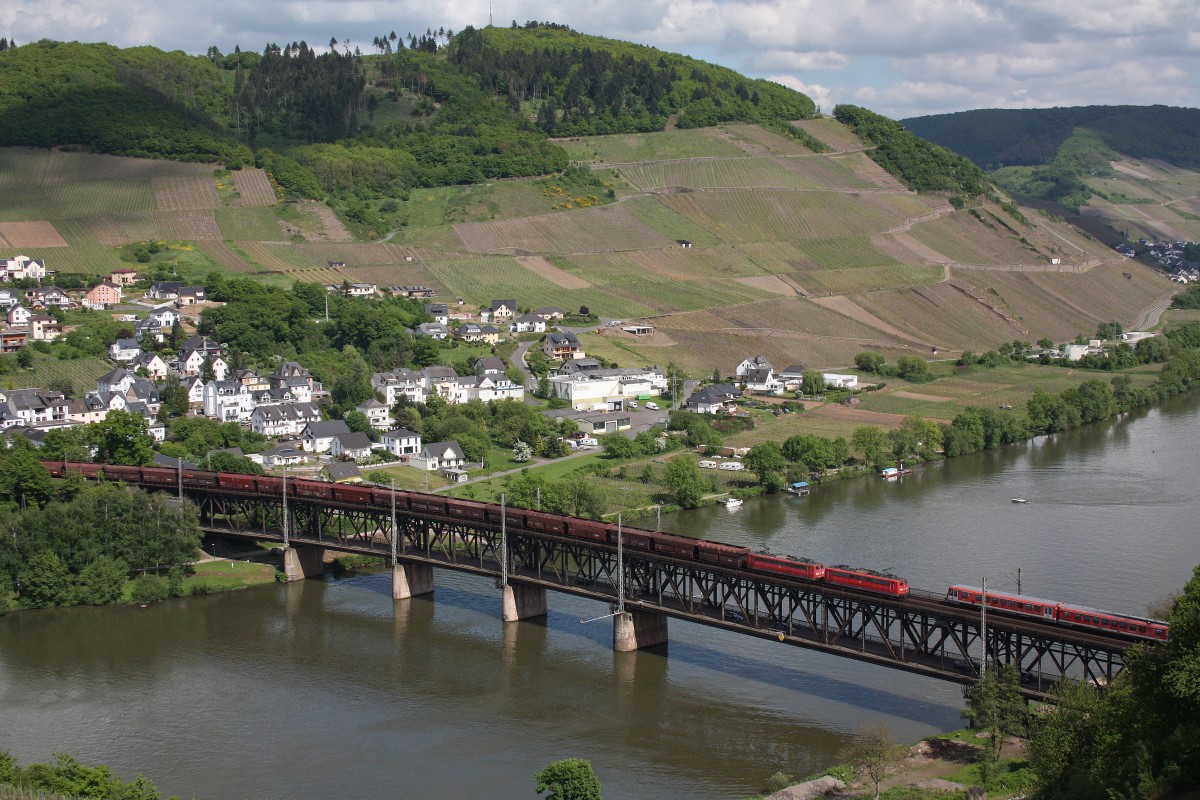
[0,751,168,800]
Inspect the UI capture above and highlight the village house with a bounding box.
[330,431,374,461]
[372,368,428,406]
[735,355,773,377]
[323,462,362,483]
[6,305,31,327]
[147,282,184,300]
[391,285,435,298]
[412,440,465,471]
[686,384,742,415]
[355,398,394,430]
[380,428,421,458]
[0,289,19,309]
[455,323,501,344]
[0,328,28,353]
[533,307,565,321]
[25,286,71,309]
[260,444,310,468]
[29,315,62,342]
[415,322,449,340]
[424,303,450,325]
[301,420,351,453]
[543,331,583,361]
[66,394,107,425]
[107,268,140,287]
[821,373,859,389]
[548,365,665,411]
[131,352,171,380]
[180,375,205,407]
[0,388,69,429]
[202,380,255,423]
[326,283,377,298]
[82,281,122,310]
[0,255,46,283]
[510,313,547,334]
[474,357,507,377]
[109,337,142,363]
[741,364,782,395]
[174,286,206,306]
[480,299,517,323]
[442,374,525,404]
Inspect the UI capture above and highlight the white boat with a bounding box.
[723,497,743,508]
[1011,497,1028,504]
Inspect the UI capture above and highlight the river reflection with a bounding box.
[1,396,1198,798]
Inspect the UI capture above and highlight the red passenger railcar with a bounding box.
[1056,603,1169,641]
[746,553,825,581]
[825,565,909,596]
[946,585,1057,621]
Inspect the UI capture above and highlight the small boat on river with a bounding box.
[1011,497,1028,504]
[723,497,743,508]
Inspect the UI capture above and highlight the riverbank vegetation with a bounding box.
[0,449,202,613]
[0,751,173,800]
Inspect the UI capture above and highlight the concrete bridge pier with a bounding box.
[392,562,434,600]
[613,610,668,652]
[502,583,548,623]
[282,546,325,582]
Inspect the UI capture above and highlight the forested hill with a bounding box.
[901,105,1200,171]
[0,25,817,199]
[448,23,817,134]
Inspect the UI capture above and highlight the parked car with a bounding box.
[645,401,659,410]
[627,401,638,409]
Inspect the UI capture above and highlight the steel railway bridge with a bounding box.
[148,476,1136,701]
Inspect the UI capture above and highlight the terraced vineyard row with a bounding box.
[619,158,819,191]
[455,205,674,254]
[661,191,906,243]
[215,207,284,241]
[152,176,221,211]
[232,169,278,206]
[0,149,211,188]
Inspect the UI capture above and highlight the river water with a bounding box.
[2,396,1198,799]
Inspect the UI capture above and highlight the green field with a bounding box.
[582,128,748,163]
[9,356,113,392]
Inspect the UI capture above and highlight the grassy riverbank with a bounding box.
[760,728,1035,800]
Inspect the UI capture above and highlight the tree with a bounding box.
[855,352,886,373]
[0,448,54,509]
[76,556,129,605]
[743,442,787,492]
[839,723,906,800]
[16,347,33,369]
[802,370,826,396]
[19,550,73,608]
[895,355,932,383]
[93,410,155,465]
[343,410,372,434]
[600,433,639,459]
[662,457,708,509]
[534,758,602,800]
[851,426,889,469]
[512,441,533,462]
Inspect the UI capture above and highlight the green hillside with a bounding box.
[901,105,1200,171]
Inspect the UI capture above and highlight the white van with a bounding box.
[626,401,638,409]
[645,401,659,410]
[698,460,718,469]
[718,461,744,471]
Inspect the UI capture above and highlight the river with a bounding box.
[2,395,1198,799]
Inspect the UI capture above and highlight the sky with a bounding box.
[3,0,1199,119]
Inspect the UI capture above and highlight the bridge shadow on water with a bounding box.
[331,570,961,727]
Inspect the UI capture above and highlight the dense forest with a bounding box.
[833,104,991,197]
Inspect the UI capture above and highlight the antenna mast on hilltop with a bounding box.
[489,3,493,26]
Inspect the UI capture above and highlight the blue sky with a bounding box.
[3,0,1198,118]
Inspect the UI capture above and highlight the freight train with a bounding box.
[47,462,1167,641]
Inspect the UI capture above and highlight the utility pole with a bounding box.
[281,465,289,550]
[324,293,329,322]
[499,494,508,588]
[980,576,988,678]
[616,513,624,614]
[536,486,541,511]
[1016,567,1022,595]
[390,478,397,566]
